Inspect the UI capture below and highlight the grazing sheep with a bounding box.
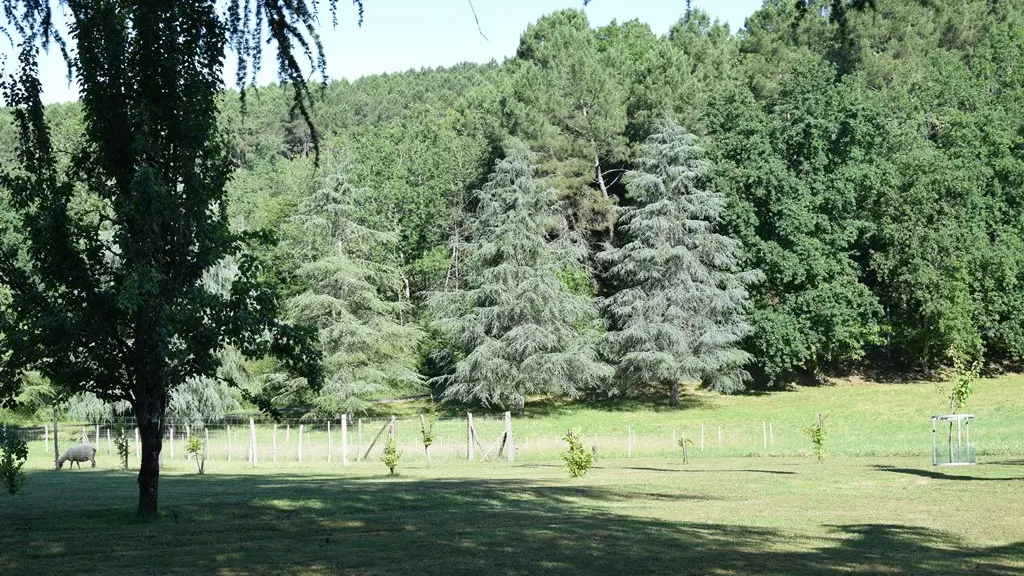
[58,444,97,469]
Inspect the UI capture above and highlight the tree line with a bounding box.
[4,0,1024,418]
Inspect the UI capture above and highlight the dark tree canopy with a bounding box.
[0,0,365,518]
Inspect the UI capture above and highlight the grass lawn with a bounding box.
[2,456,1023,575]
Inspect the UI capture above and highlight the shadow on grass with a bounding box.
[2,470,1022,575]
[874,465,1024,482]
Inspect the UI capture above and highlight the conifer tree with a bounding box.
[430,145,610,412]
[601,120,760,404]
[284,173,423,416]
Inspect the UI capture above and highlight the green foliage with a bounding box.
[113,420,130,471]
[561,427,593,478]
[601,120,760,399]
[381,436,402,476]
[428,145,611,411]
[280,170,424,416]
[420,400,438,449]
[948,347,981,414]
[0,425,27,494]
[804,415,828,463]
[186,435,206,476]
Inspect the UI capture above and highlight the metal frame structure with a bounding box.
[931,414,975,466]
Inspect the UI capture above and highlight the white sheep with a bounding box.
[58,444,97,469]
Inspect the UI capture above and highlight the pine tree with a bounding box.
[283,172,423,416]
[600,119,760,404]
[429,145,611,412]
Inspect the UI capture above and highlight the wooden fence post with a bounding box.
[286,424,290,444]
[341,415,349,466]
[504,411,515,462]
[95,424,100,449]
[52,410,59,470]
[298,424,304,462]
[327,420,333,463]
[106,427,111,456]
[249,417,257,467]
[134,427,139,459]
[169,427,175,460]
[467,412,474,460]
[43,424,48,455]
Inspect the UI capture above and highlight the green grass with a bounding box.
[4,377,1023,575]
[2,457,1022,575]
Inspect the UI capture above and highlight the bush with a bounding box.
[381,436,401,475]
[561,428,593,478]
[186,435,206,475]
[0,425,28,494]
[804,414,828,463]
[113,420,130,470]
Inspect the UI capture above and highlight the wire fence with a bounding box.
[9,410,1019,468]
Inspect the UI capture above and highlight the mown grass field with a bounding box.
[2,377,1023,575]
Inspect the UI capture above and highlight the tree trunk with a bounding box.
[136,394,166,519]
[669,381,680,407]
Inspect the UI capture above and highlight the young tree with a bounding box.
[600,119,760,405]
[0,1,357,518]
[283,172,424,416]
[429,145,611,412]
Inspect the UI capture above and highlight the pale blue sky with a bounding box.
[28,0,762,104]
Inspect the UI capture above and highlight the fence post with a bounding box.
[298,424,304,462]
[286,424,290,444]
[504,411,515,462]
[328,420,333,463]
[106,427,111,456]
[95,424,100,449]
[169,427,175,460]
[185,425,191,458]
[467,413,474,460]
[682,430,689,464]
[43,424,49,455]
[341,414,349,466]
[249,417,257,467]
[53,410,60,469]
[134,427,139,459]
[389,416,396,439]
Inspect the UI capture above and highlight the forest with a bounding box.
[2,0,1024,419]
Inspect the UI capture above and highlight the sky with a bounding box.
[25,0,763,104]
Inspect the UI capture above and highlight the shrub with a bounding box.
[113,420,130,470]
[0,425,28,494]
[381,436,401,475]
[561,428,593,478]
[804,414,828,463]
[186,435,206,475]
